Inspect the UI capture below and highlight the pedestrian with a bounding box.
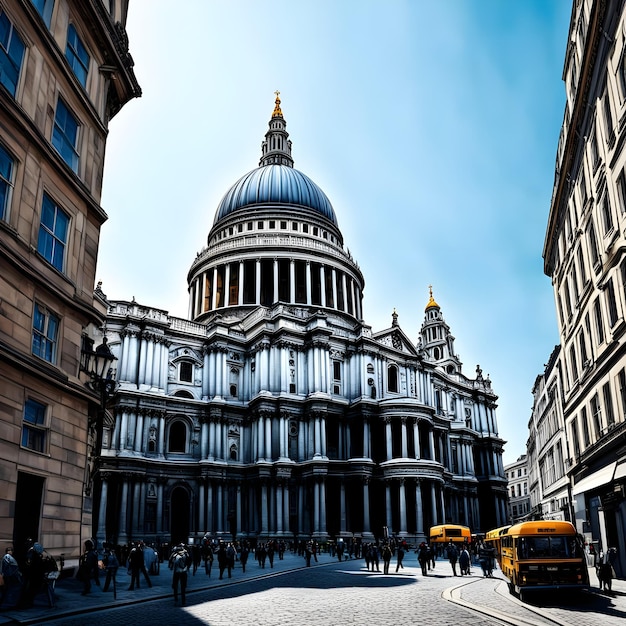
[216,542,228,579]
[417,542,429,576]
[267,541,275,568]
[478,543,495,577]
[395,544,405,572]
[169,543,190,607]
[102,543,119,597]
[459,545,471,576]
[240,542,249,573]
[382,544,392,575]
[447,541,459,576]
[257,543,267,568]
[202,541,214,577]
[19,540,45,607]
[127,542,143,590]
[0,547,22,609]
[226,543,236,577]
[191,543,201,576]
[78,540,99,596]
[137,542,153,587]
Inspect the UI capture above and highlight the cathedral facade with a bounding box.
[95,97,508,546]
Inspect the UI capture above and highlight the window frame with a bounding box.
[0,142,15,221]
[37,193,70,272]
[65,23,90,88]
[32,301,60,363]
[31,0,54,28]
[22,397,49,454]
[52,97,80,172]
[0,9,26,97]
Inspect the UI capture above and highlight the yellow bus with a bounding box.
[484,525,510,565]
[498,520,589,600]
[429,524,471,545]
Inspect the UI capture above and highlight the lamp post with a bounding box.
[81,335,118,490]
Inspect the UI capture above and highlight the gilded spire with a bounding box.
[259,91,294,167]
[272,90,282,118]
[425,285,439,311]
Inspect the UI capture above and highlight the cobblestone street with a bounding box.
[3,554,624,626]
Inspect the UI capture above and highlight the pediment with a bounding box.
[372,327,418,356]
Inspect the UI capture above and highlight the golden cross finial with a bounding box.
[275,90,280,99]
[272,90,282,117]
[428,285,433,297]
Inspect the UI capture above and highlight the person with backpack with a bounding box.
[416,542,429,576]
[101,543,120,597]
[169,544,190,606]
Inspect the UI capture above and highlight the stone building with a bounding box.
[542,0,626,577]
[526,346,571,522]
[95,96,508,547]
[504,455,530,523]
[0,0,139,562]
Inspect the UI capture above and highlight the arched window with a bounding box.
[387,364,398,393]
[230,443,238,461]
[168,421,187,453]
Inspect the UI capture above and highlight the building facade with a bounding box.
[543,0,626,577]
[526,345,571,522]
[94,96,508,547]
[504,455,530,523]
[0,0,139,564]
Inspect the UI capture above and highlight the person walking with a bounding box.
[417,542,429,576]
[382,544,392,575]
[78,540,98,596]
[459,545,471,576]
[395,544,405,572]
[1,547,22,608]
[169,544,190,607]
[202,541,213,577]
[447,541,459,576]
[101,543,119,598]
[216,542,228,579]
[240,542,249,573]
[127,542,143,590]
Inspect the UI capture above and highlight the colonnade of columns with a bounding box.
[189,257,363,320]
[117,327,170,391]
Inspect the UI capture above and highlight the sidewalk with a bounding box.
[0,551,323,625]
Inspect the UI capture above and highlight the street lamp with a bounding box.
[81,335,118,492]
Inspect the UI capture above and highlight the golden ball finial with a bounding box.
[425,285,439,311]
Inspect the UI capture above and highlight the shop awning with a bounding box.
[571,462,617,495]
[613,461,626,482]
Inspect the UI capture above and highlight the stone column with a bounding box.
[313,480,320,534]
[363,478,371,534]
[415,480,424,536]
[217,483,223,533]
[414,419,420,459]
[320,265,326,307]
[331,268,338,311]
[261,481,269,534]
[385,418,392,461]
[265,415,272,461]
[320,416,327,457]
[238,261,244,306]
[429,429,435,461]
[199,479,205,532]
[97,475,108,545]
[156,481,164,535]
[306,261,312,305]
[399,479,407,535]
[276,481,284,534]
[431,482,438,526]
[385,481,392,531]
[236,483,242,536]
[320,479,327,535]
[207,481,213,534]
[118,480,129,543]
[255,259,261,305]
[212,267,218,310]
[134,412,144,453]
[401,417,408,458]
[340,480,347,533]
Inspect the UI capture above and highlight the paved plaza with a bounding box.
[1,552,624,626]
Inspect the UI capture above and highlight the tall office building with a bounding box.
[95,96,508,547]
[0,0,139,562]
[543,0,626,576]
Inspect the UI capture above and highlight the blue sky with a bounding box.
[99,0,572,465]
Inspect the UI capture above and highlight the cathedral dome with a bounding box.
[214,164,338,227]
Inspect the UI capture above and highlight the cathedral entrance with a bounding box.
[170,487,190,545]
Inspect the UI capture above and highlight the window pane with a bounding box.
[66,24,89,87]
[0,10,25,96]
[52,99,79,172]
[0,143,13,220]
[37,194,69,272]
[31,0,54,28]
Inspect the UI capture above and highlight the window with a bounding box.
[52,99,79,172]
[572,417,580,457]
[578,329,588,367]
[577,246,587,285]
[593,296,605,344]
[606,277,618,327]
[603,381,615,428]
[0,9,25,97]
[179,361,193,383]
[601,194,614,235]
[603,90,614,143]
[590,393,603,438]
[65,24,89,87]
[37,194,69,272]
[617,169,626,213]
[569,344,578,382]
[580,168,588,206]
[618,368,626,418]
[588,221,600,268]
[0,143,14,220]
[32,303,59,363]
[581,406,590,446]
[168,421,186,453]
[31,0,54,27]
[22,399,47,453]
[387,364,398,393]
[619,50,626,101]
[332,361,341,395]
